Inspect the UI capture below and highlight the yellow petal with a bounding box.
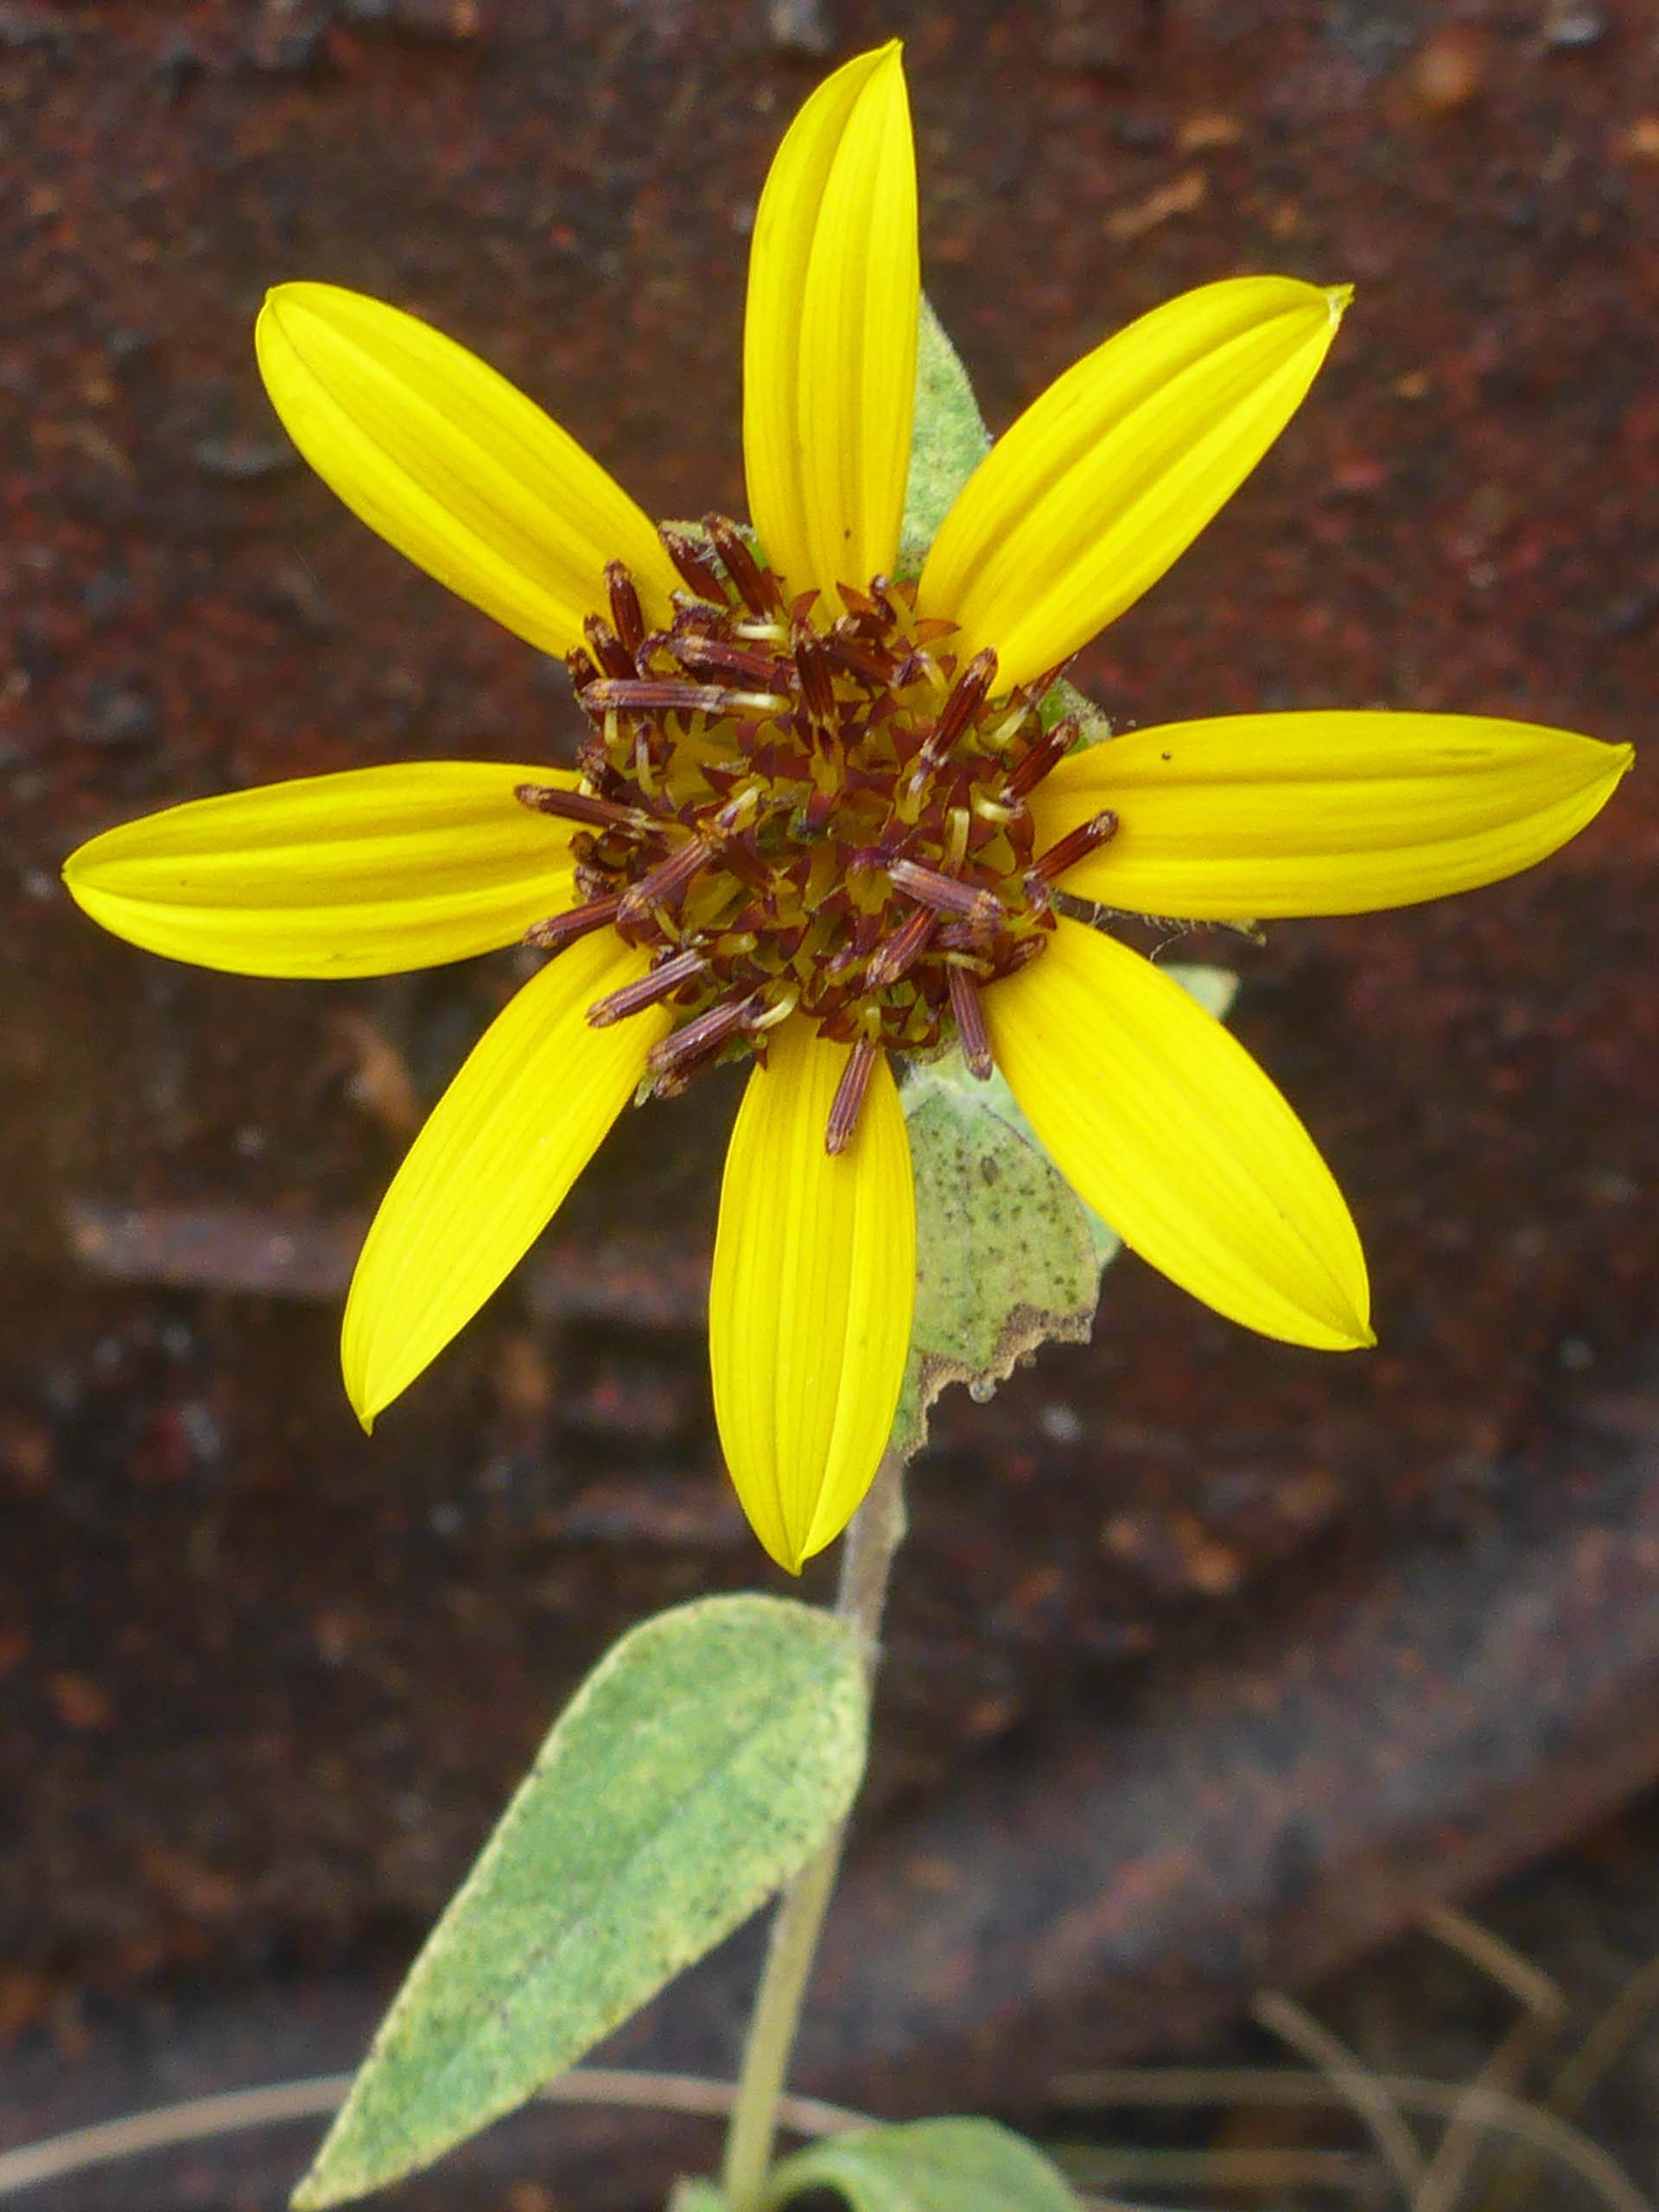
[709,1020,915,1572]
[257,283,679,658]
[343,930,669,1425]
[985,918,1371,1351]
[918,276,1349,690]
[743,43,918,605]
[1028,713,1635,918]
[62,762,578,978]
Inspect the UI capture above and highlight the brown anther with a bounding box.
[864,904,936,989]
[564,645,601,688]
[582,677,737,718]
[587,945,708,1027]
[931,918,985,952]
[582,613,637,682]
[925,646,1000,762]
[947,964,994,1079]
[703,513,782,617]
[551,543,1067,1080]
[670,594,727,637]
[1029,809,1119,887]
[659,524,728,605]
[825,1036,880,1155]
[821,624,893,687]
[793,623,836,724]
[524,893,623,952]
[514,782,650,834]
[616,833,713,924]
[1021,659,1073,704]
[672,635,779,688]
[888,857,1005,930]
[646,991,758,1084]
[605,562,646,655]
[1005,715,1080,798]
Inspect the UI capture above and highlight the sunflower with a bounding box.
[63,44,1630,1570]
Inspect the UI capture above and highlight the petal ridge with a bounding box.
[343,929,668,1424]
[257,283,678,657]
[986,918,1371,1351]
[709,1020,915,1570]
[1029,712,1634,918]
[743,43,918,602]
[63,761,577,977]
[919,276,1348,688]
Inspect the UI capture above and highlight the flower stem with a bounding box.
[718,1450,909,2212]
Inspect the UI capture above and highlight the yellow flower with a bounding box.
[63,45,1630,1572]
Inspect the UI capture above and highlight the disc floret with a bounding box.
[517,518,1116,1149]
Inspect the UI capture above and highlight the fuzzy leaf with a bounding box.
[894,965,1236,1457]
[293,1597,868,2209]
[893,1050,1106,1462]
[1039,675,1112,741]
[766,2117,1083,2212]
[900,296,992,563]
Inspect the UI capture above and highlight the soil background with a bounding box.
[3,0,1657,2204]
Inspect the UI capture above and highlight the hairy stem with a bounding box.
[719,1450,909,2210]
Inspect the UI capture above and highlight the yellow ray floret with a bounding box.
[1027,712,1635,918]
[919,276,1350,691]
[343,931,671,1427]
[257,284,680,658]
[709,1020,916,1572]
[55,38,1638,1575]
[986,918,1373,1351]
[62,761,577,978]
[742,41,918,606]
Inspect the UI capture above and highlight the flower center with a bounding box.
[518,517,1116,1149]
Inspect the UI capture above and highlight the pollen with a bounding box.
[517,518,1115,1149]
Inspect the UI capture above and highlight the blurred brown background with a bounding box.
[2,0,1656,2203]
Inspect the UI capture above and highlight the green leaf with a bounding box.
[766,2117,1084,2212]
[294,1597,869,2209]
[669,2184,728,2212]
[1039,675,1112,742]
[893,1051,1107,1463]
[900,296,991,564]
[894,965,1237,1458]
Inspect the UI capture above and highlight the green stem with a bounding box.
[718,1450,909,2212]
